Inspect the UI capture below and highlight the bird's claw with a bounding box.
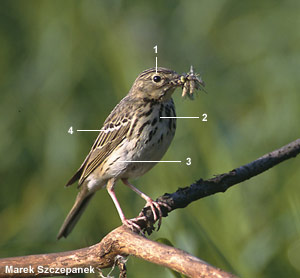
[122,218,143,233]
[143,200,172,231]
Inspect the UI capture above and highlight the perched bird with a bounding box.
[57,67,204,239]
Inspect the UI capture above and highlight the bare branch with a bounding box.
[137,138,300,234]
[0,227,235,278]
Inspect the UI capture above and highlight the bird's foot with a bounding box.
[143,199,171,230]
[122,217,145,234]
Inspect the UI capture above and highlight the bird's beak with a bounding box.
[170,74,187,87]
[172,72,205,88]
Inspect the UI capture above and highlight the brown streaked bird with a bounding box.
[57,67,204,239]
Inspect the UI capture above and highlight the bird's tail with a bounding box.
[57,191,95,239]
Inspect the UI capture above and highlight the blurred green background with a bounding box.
[1,0,300,277]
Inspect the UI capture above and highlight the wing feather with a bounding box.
[78,116,131,184]
[66,96,134,187]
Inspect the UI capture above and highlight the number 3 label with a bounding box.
[186,157,191,166]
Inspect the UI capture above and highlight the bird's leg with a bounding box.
[121,178,163,228]
[106,179,141,232]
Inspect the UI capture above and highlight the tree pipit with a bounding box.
[57,67,205,239]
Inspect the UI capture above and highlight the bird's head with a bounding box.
[129,67,184,102]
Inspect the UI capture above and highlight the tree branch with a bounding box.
[137,138,300,234]
[0,138,299,278]
[0,226,235,278]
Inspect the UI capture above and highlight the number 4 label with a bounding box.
[68,126,73,135]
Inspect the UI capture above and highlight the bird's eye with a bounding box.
[153,75,161,83]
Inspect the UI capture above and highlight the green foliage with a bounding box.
[1,0,300,277]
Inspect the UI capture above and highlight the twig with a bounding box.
[137,138,300,233]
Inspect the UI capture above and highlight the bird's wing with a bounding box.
[66,98,134,187]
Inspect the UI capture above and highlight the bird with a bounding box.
[57,67,203,239]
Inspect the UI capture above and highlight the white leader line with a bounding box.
[117,160,182,163]
[76,129,105,132]
[160,116,199,119]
